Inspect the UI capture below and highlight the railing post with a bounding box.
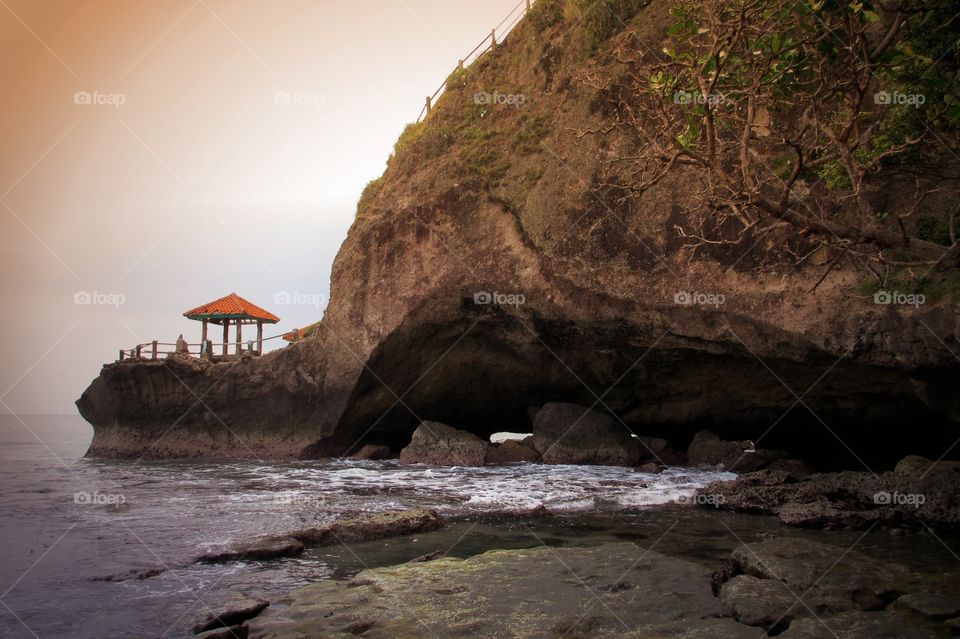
[119,349,124,362]
[491,29,497,50]
[151,340,158,360]
[458,59,464,70]
[425,95,432,115]
[135,344,142,359]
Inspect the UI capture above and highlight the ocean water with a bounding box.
[2,415,958,638]
[0,415,734,638]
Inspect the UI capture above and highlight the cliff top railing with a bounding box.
[417,0,538,122]
[117,332,291,363]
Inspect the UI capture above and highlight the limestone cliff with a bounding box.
[78,0,960,466]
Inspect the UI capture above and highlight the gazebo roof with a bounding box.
[183,293,280,324]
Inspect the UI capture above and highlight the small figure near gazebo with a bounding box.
[183,293,280,357]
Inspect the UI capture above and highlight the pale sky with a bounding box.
[0,0,522,414]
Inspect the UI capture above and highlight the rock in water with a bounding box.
[196,509,445,564]
[532,403,640,466]
[485,439,539,464]
[700,463,960,529]
[350,444,392,460]
[399,422,488,466]
[687,430,785,471]
[193,594,269,634]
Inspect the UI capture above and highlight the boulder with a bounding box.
[399,422,488,466]
[778,611,945,638]
[196,538,305,564]
[891,592,960,621]
[727,538,916,608]
[635,436,683,465]
[895,455,960,476]
[485,439,539,464]
[350,444,392,460]
[193,594,269,634]
[719,574,800,629]
[687,430,785,471]
[532,403,640,466]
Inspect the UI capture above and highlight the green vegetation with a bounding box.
[529,0,564,32]
[464,146,511,188]
[577,0,649,49]
[445,66,469,91]
[859,269,960,303]
[393,122,424,159]
[357,176,384,215]
[915,213,955,246]
[816,160,853,191]
[514,114,550,154]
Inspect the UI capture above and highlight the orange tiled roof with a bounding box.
[183,293,280,323]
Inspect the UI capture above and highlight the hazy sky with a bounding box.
[0,0,522,414]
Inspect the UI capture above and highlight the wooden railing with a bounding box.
[117,333,289,363]
[417,0,538,122]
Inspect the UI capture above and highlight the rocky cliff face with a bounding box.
[78,1,960,466]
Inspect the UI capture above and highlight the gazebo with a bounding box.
[183,293,280,356]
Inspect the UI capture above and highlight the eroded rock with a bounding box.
[778,611,946,638]
[699,464,960,529]
[399,422,489,466]
[485,439,539,464]
[246,542,754,639]
[533,403,640,466]
[193,594,269,634]
[196,509,445,564]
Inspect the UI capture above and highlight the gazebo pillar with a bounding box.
[256,320,263,355]
[236,321,243,354]
[222,320,230,355]
[201,319,209,347]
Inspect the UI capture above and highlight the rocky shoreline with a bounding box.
[191,518,960,639]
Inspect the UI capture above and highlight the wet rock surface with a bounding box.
[193,594,269,634]
[399,422,489,466]
[686,430,785,471]
[715,537,958,637]
[195,509,445,564]
[699,456,960,529]
[246,535,960,638]
[532,403,641,466]
[246,542,755,639]
[485,439,540,464]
